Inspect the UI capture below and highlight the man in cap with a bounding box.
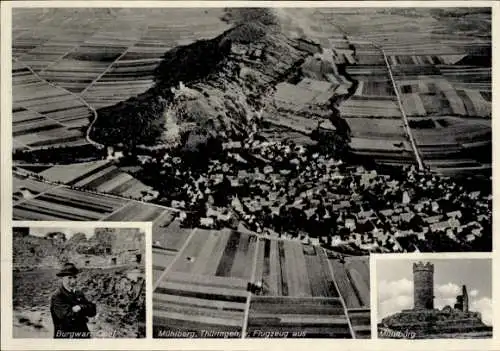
[50,263,96,338]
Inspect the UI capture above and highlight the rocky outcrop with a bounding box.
[13,267,146,338]
[78,268,146,337]
[379,308,492,338]
[90,9,314,151]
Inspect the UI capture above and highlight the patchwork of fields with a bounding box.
[394,69,491,118]
[410,117,491,176]
[12,172,174,221]
[12,9,232,149]
[154,228,255,337]
[35,160,154,200]
[12,60,92,150]
[246,297,352,338]
[256,239,336,297]
[329,257,370,309]
[81,59,158,109]
[320,8,492,173]
[337,61,416,166]
[274,8,488,173]
[313,8,490,53]
[12,7,491,174]
[151,220,371,338]
[13,9,230,95]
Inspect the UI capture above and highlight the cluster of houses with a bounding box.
[148,135,490,253]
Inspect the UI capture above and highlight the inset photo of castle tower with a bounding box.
[375,255,492,339]
[12,223,148,339]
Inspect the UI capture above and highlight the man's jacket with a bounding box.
[50,285,97,338]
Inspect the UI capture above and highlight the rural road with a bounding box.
[372,43,425,171]
[322,248,356,338]
[328,21,425,172]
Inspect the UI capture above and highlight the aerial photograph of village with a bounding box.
[11,7,491,338]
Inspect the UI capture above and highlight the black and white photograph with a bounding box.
[376,256,493,339]
[12,224,146,339]
[6,4,493,342]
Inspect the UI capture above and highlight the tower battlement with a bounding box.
[413,262,434,272]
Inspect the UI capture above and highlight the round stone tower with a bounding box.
[413,261,434,310]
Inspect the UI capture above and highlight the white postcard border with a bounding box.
[1,1,499,350]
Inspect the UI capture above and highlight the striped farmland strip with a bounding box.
[39,187,126,212]
[95,172,134,193]
[278,241,289,296]
[33,193,114,215]
[165,271,248,290]
[347,308,371,338]
[268,240,281,295]
[283,241,298,297]
[202,229,232,276]
[72,165,117,187]
[251,315,347,325]
[80,167,123,190]
[152,219,193,252]
[107,177,140,195]
[191,230,223,275]
[104,202,166,221]
[253,239,265,285]
[155,282,248,302]
[40,160,110,185]
[155,301,244,322]
[292,241,312,297]
[346,267,370,307]
[14,203,99,221]
[229,233,256,279]
[28,197,106,219]
[153,293,246,311]
[328,258,360,308]
[154,310,243,327]
[247,297,352,338]
[215,231,240,278]
[250,296,343,306]
[249,301,345,315]
[171,228,211,273]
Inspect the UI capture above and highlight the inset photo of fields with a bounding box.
[153,221,370,338]
[12,223,147,339]
[375,255,493,339]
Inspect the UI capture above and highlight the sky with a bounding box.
[377,258,492,326]
[28,227,96,240]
